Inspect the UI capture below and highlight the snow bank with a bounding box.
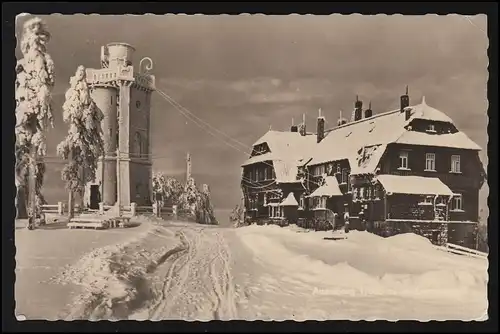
[51,220,180,320]
[384,232,433,250]
[236,225,487,300]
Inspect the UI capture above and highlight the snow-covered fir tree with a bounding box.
[57,65,104,216]
[196,184,218,225]
[152,172,183,206]
[15,17,56,218]
[180,176,199,214]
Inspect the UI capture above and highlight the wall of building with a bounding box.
[129,161,152,205]
[381,143,482,222]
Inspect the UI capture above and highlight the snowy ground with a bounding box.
[15,219,488,321]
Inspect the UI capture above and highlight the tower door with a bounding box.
[90,185,100,209]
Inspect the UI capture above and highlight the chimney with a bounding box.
[290,118,298,132]
[299,113,307,136]
[337,110,347,126]
[364,101,373,118]
[400,85,410,112]
[317,108,325,143]
[352,95,363,122]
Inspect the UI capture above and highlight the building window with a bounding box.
[399,151,409,169]
[427,124,436,132]
[336,164,341,174]
[452,194,463,211]
[425,153,436,171]
[259,168,264,181]
[136,100,141,109]
[299,195,305,209]
[451,155,461,173]
[314,165,325,176]
[353,188,359,201]
[341,168,348,184]
[313,197,327,209]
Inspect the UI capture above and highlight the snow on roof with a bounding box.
[409,96,454,124]
[309,98,482,169]
[252,130,317,158]
[376,175,454,196]
[242,131,317,180]
[351,144,387,175]
[243,98,481,179]
[309,109,405,166]
[241,152,274,166]
[273,159,300,183]
[395,131,482,150]
[280,192,299,206]
[307,176,343,198]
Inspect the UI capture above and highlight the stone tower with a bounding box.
[85,42,156,207]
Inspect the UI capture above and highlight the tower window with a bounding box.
[134,132,143,157]
[136,183,142,198]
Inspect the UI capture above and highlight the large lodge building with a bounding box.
[240,89,487,247]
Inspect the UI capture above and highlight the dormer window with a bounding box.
[427,124,436,133]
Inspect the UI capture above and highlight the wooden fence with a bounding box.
[434,242,488,260]
[40,202,195,221]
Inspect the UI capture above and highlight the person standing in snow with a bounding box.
[332,212,339,231]
[344,210,350,233]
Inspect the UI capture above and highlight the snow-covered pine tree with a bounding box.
[57,65,104,218]
[197,184,218,225]
[152,172,184,207]
[180,176,199,215]
[15,17,55,220]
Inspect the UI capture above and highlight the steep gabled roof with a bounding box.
[309,97,482,173]
[241,130,316,168]
[306,176,343,198]
[242,97,483,180]
[280,192,299,206]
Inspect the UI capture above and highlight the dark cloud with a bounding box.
[16,14,488,212]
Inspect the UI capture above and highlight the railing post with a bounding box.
[99,202,104,215]
[131,202,137,217]
[57,202,63,215]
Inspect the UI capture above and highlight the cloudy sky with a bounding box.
[15,14,489,214]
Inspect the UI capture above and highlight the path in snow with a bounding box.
[129,224,238,321]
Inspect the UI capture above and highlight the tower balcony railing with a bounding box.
[86,68,119,85]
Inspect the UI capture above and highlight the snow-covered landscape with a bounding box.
[11,12,490,325]
[15,216,488,321]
